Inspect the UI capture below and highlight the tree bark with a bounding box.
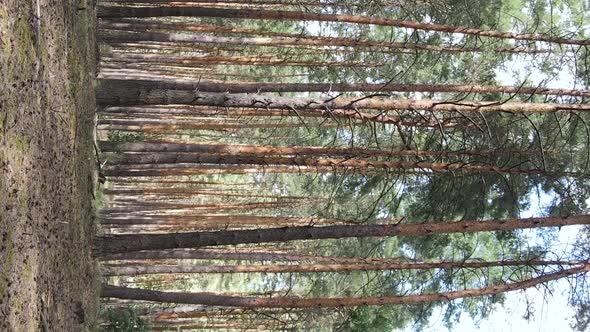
[95,215,590,255]
[99,78,590,98]
[98,26,545,54]
[100,262,590,307]
[102,258,583,276]
[109,153,555,176]
[100,215,352,228]
[101,141,523,159]
[96,85,590,113]
[103,164,362,177]
[96,6,590,46]
[104,187,307,199]
[100,248,400,262]
[102,53,378,68]
[101,201,306,214]
[99,105,459,128]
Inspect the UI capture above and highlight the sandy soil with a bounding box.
[0,0,100,330]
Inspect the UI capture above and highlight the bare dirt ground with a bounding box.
[0,0,99,330]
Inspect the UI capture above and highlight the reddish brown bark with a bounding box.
[96,6,590,46]
[101,141,539,159]
[102,258,583,276]
[104,187,308,199]
[110,153,554,176]
[99,105,459,129]
[99,23,545,54]
[100,262,590,307]
[102,53,379,68]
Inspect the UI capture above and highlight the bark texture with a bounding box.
[96,6,590,46]
[100,262,590,307]
[95,215,590,255]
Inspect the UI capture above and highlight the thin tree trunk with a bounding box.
[100,141,540,159]
[101,201,307,214]
[98,26,545,54]
[104,187,308,199]
[99,106,459,129]
[97,119,330,132]
[100,262,590,307]
[100,248,395,262]
[102,258,584,276]
[100,215,352,228]
[107,178,256,186]
[102,53,379,68]
[103,164,356,177]
[96,6,590,46]
[110,153,555,176]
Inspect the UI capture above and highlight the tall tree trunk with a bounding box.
[94,215,590,255]
[97,119,330,133]
[101,201,308,214]
[98,26,545,54]
[99,248,400,263]
[104,188,308,199]
[99,105,459,128]
[102,141,531,159]
[107,178,256,186]
[103,164,359,177]
[102,53,379,68]
[109,153,556,176]
[102,258,583,276]
[98,78,590,98]
[96,6,590,46]
[96,86,590,113]
[100,215,353,228]
[100,262,590,307]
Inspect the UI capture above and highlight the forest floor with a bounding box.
[0,0,100,330]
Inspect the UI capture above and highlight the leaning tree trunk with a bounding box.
[96,6,590,46]
[100,262,590,307]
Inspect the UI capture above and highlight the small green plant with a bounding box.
[101,307,150,332]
